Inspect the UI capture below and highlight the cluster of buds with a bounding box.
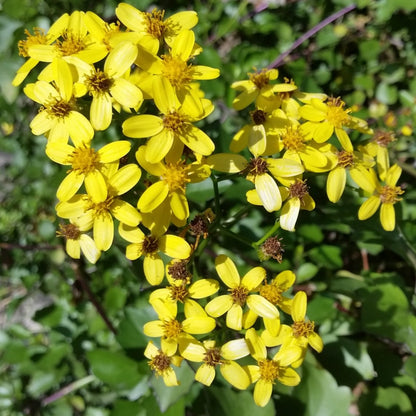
[14,3,404,407]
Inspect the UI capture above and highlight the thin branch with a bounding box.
[71,260,117,335]
[268,4,357,69]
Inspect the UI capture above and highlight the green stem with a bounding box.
[216,225,253,247]
[252,219,280,248]
[41,375,96,406]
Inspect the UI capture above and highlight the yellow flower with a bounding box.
[178,338,251,389]
[205,255,278,331]
[144,341,183,386]
[55,164,142,251]
[116,3,198,53]
[46,139,131,201]
[278,178,315,231]
[363,129,396,181]
[118,223,192,286]
[352,164,404,231]
[230,105,292,156]
[245,328,302,407]
[135,145,211,230]
[122,77,215,163]
[299,96,372,151]
[149,266,219,313]
[136,29,219,112]
[13,13,69,86]
[208,152,304,213]
[244,270,296,336]
[326,149,374,203]
[26,11,108,65]
[144,298,216,356]
[24,58,94,144]
[262,290,323,368]
[65,41,143,130]
[57,218,100,264]
[280,124,337,172]
[231,68,297,111]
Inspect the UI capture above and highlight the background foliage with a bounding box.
[1,0,416,415]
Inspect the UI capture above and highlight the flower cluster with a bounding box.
[15,3,404,408]
[208,68,404,232]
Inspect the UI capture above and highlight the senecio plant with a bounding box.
[14,3,405,408]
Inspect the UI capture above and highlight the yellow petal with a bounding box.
[326,167,346,203]
[380,203,395,231]
[188,279,219,299]
[179,125,215,156]
[221,338,250,360]
[226,303,243,330]
[93,213,114,251]
[138,181,169,213]
[292,291,307,322]
[206,153,247,173]
[254,379,273,407]
[111,199,141,227]
[220,361,251,390]
[79,234,101,264]
[205,295,233,318]
[195,364,216,386]
[280,198,301,232]
[56,171,84,201]
[122,114,163,138]
[215,255,240,288]
[85,170,107,203]
[98,141,131,163]
[247,295,279,319]
[90,93,113,131]
[144,255,164,285]
[358,195,381,220]
[255,173,281,212]
[104,41,137,78]
[182,316,216,335]
[108,163,141,196]
[158,234,191,259]
[241,267,266,291]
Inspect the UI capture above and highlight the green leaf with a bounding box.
[296,357,352,416]
[298,224,324,243]
[116,302,157,349]
[150,362,195,413]
[104,286,127,314]
[296,262,319,283]
[359,386,414,415]
[308,245,343,269]
[375,82,398,105]
[87,349,142,390]
[359,282,412,344]
[209,385,275,416]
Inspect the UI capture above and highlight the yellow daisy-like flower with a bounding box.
[363,129,396,181]
[118,223,192,286]
[244,270,296,336]
[55,163,142,251]
[280,124,337,173]
[13,13,69,86]
[205,255,278,331]
[46,139,131,201]
[27,10,108,65]
[65,41,143,130]
[135,145,211,230]
[278,178,315,232]
[207,152,304,213]
[136,29,219,112]
[230,105,293,156]
[299,96,372,151]
[122,77,215,163]
[178,337,251,389]
[56,218,100,264]
[262,290,323,368]
[144,298,216,356]
[352,164,404,231]
[245,328,302,407]
[231,68,297,111]
[326,149,374,203]
[84,11,138,53]
[24,58,94,144]
[144,341,183,387]
[149,265,219,314]
[116,3,198,53]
